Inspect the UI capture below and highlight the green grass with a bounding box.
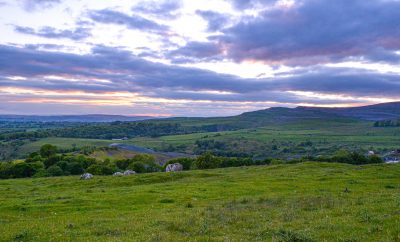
[0,162,399,241]
[18,138,116,154]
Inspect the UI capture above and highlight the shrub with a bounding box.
[368,155,383,164]
[46,165,64,176]
[86,163,117,175]
[195,152,221,169]
[33,169,49,178]
[43,155,61,168]
[128,162,161,173]
[67,162,84,175]
[11,162,37,178]
[115,159,130,170]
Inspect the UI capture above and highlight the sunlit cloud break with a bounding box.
[0,0,399,116]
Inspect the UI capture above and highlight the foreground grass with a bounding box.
[0,162,399,241]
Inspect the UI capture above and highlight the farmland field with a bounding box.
[11,119,400,161]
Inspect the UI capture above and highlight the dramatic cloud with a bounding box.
[0,45,399,106]
[1,0,400,115]
[228,0,400,65]
[89,9,169,33]
[14,26,91,40]
[175,0,400,66]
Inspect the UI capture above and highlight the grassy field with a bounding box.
[128,120,400,157]
[18,138,117,154]
[15,120,400,161]
[0,162,399,241]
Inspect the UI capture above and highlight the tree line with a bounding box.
[0,143,384,179]
[0,121,238,142]
[374,119,400,127]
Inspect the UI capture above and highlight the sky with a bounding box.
[0,0,399,117]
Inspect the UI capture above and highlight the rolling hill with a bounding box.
[0,162,399,241]
[297,102,400,121]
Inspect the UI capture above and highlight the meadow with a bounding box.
[129,120,400,158]
[16,120,400,160]
[0,162,399,241]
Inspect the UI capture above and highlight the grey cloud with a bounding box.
[0,45,399,106]
[229,0,278,9]
[14,26,91,40]
[166,41,223,63]
[89,9,168,33]
[196,10,230,32]
[176,0,400,66]
[133,0,182,19]
[222,0,400,65]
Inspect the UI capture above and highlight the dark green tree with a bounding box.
[40,144,58,158]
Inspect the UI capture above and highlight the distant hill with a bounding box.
[296,102,400,121]
[187,101,400,129]
[0,114,153,122]
[1,102,398,127]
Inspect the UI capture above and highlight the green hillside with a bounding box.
[2,102,400,161]
[0,162,399,241]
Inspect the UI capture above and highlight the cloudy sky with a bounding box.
[0,0,399,116]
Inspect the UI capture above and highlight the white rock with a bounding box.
[80,173,93,180]
[165,163,183,172]
[123,170,136,176]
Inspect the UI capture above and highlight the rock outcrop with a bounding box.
[80,173,93,180]
[123,170,136,176]
[113,172,124,176]
[165,163,183,172]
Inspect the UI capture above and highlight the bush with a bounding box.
[67,162,84,175]
[46,165,64,176]
[368,155,383,164]
[0,162,13,179]
[128,161,161,173]
[86,163,117,175]
[195,152,220,169]
[11,162,37,178]
[115,159,130,170]
[43,155,61,168]
[33,169,49,178]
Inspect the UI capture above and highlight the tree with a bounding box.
[67,162,84,175]
[11,162,36,178]
[368,155,383,164]
[47,165,64,176]
[40,144,58,158]
[195,152,220,169]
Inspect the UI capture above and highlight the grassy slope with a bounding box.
[0,162,399,241]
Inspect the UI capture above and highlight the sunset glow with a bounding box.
[0,0,399,116]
